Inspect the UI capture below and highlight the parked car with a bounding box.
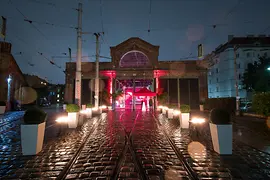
[240,102,252,112]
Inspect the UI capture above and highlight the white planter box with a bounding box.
[82,105,86,110]
[209,123,232,154]
[167,109,174,119]
[99,108,102,114]
[162,108,167,115]
[21,122,46,155]
[63,104,67,110]
[0,106,5,114]
[68,112,79,128]
[86,108,92,118]
[181,113,190,129]
[200,105,204,111]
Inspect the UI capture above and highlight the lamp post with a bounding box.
[7,74,12,111]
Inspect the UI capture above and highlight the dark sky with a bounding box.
[1,0,270,84]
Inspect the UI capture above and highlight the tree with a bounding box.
[242,56,270,93]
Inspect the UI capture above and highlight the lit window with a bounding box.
[57,99,59,102]
[41,82,43,84]
[57,94,60,98]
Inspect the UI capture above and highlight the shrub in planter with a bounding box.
[167,104,177,119]
[21,107,47,155]
[180,104,190,128]
[252,92,270,117]
[209,108,232,154]
[66,104,80,128]
[0,101,6,114]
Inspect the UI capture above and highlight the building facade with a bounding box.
[48,84,65,104]
[0,42,28,110]
[207,35,270,100]
[65,37,208,109]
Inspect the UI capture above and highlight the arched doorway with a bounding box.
[119,50,151,68]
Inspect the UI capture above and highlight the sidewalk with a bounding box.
[157,113,270,179]
[191,110,270,154]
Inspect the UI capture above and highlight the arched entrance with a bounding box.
[119,50,151,68]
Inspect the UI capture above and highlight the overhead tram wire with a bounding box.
[182,0,244,59]
[24,0,77,11]
[9,0,68,55]
[147,0,152,36]
[8,31,65,73]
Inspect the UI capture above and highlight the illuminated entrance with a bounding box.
[114,79,155,109]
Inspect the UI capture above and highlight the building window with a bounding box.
[216,68,219,73]
[236,53,239,58]
[264,52,268,57]
[238,63,241,69]
[239,74,242,79]
[209,80,211,84]
[208,71,212,76]
[216,87,219,92]
[247,52,250,57]
[216,78,219,82]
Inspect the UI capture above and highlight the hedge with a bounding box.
[204,97,236,114]
[252,92,270,117]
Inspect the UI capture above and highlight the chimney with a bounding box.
[0,42,12,54]
[228,35,234,41]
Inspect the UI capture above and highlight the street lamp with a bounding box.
[267,67,270,71]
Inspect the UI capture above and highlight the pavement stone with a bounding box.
[156,112,270,179]
[0,112,101,179]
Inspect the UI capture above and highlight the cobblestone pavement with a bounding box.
[190,111,270,154]
[156,113,270,179]
[0,111,102,179]
[65,110,192,179]
[1,110,270,179]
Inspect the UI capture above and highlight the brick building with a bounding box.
[65,37,208,109]
[0,42,28,111]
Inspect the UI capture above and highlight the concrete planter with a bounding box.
[209,123,232,155]
[0,106,5,114]
[21,122,46,155]
[68,112,79,128]
[162,108,167,115]
[86,108,92,118]
[167,109,174,119]
[63,104,67,111]
[200,105,204,111]
[181,113,190,128]
[82,105,86,110]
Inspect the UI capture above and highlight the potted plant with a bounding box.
[21,107,47,155]
[66,104,80,128]
[168,104,177,119]
[86,103,93,118]
[199,100,205,111]
[0,101,6,114]
[180,104,190,128]
[82,104,86,110]
[209,108,232,155]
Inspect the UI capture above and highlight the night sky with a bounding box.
[1,0,270,84]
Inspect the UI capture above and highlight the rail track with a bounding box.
[55,114,104,180]
[111,111,148,180]
[152,113,199,180]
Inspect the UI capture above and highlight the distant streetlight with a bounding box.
[267,67,270,71]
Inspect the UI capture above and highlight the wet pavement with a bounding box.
[0,109,270,179]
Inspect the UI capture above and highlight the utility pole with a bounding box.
[94,33,101,108]
[75,3,82,107]
[234,45,240,115]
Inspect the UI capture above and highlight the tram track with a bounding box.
[55,115,104,180]
[152,113,199,180]
[112,111,148,180]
